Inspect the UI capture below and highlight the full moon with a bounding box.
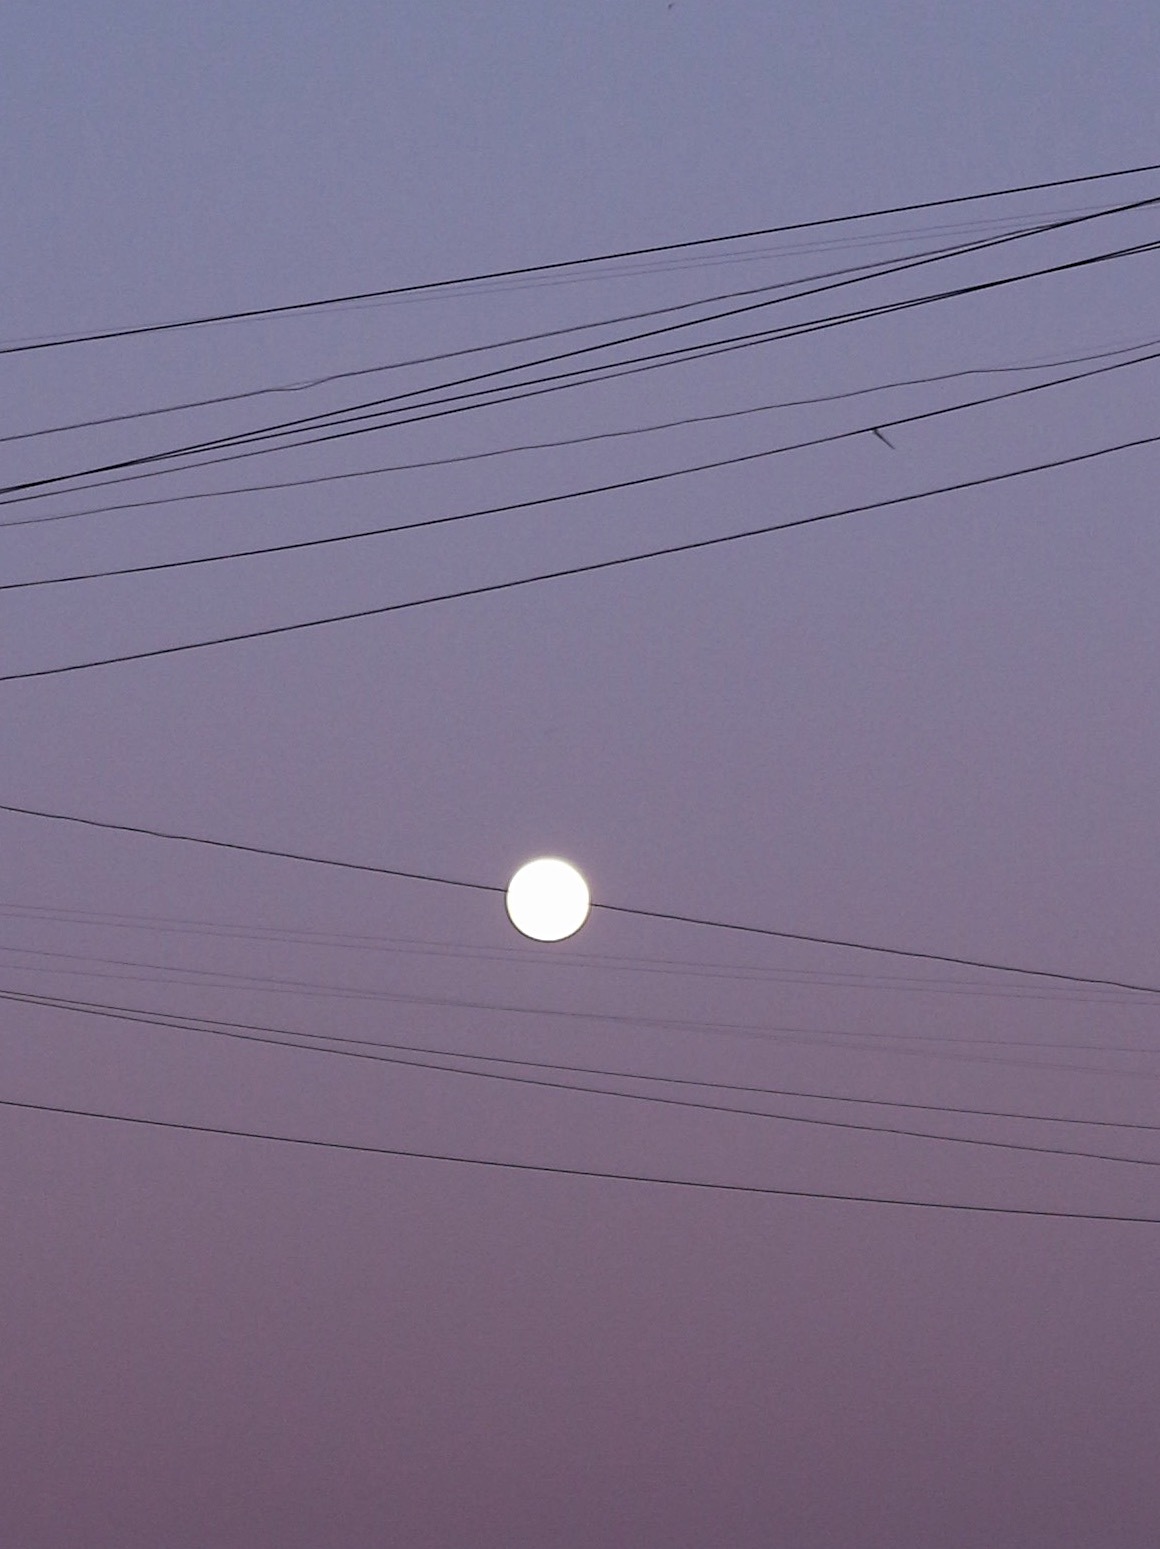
[505,857,591,942]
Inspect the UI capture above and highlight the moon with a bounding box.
[505,857,591,941]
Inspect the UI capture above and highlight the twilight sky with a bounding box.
[1,3,1158,1545]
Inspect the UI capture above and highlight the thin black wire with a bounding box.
[5,227,1037,422]
[0,897,1144,1007]
[5,978,1154,1132]
[3,425,1157,692]
[7,344,1158,593]
[9,957,1156,1083]
[148,229,1158,479]
[5,986,1157,1169]
[2,217,1102,448]
[3,1092,1156,1222]
[145,202,1157,457]
[6,331,1158,534]
[3,206,1125,455]
[8,941,1159,1056]
[7,159,1158,355]
[0,220,1070,492]
[0,232,1026,447]
[10,229,1160,516]
[7,201,1156,501]
[2,800,1157,996]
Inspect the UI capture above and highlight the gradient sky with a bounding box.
[2,4,1159,1545]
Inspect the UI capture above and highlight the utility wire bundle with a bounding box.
[4,161,1159,1218]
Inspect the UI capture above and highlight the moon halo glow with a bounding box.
[505,858,591,941]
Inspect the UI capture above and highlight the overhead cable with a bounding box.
[6,331,1159,533]
[7,985,1159,1169]
[7,944,1158,1056]
[7,231,1159,515]
[5,345,1158,593]
[6,981,1155,1132]
[0,897,1144,1007]
[6,159,1159,356]
[1,800,1156,996]
[4,1093,1158,1221]
[0,228,1051,447]
[6,203,1158,502]
[2,426,1157,687]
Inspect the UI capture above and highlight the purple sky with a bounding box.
[2,3,1159,1544]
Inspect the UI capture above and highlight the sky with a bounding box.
[1,3,1158,1544]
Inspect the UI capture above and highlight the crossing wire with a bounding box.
[5,985,1159,1170]
[6,158,1159,357]
[5,330,1158,533]
[6,980,1156,1132]
[6,199,1158,502]
[1,799,1157,996]
[5,344,1159,593]
[1,428,1157,688]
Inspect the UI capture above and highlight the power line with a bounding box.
[0,219,1097,449]
[8,940,1158,1056]
[3,425,1157,687]
[1,800,1157,996]
[7,345,1158,594]
[7,159,1159,356]
[7,985,1158,1169]
[9,957,1155,1083]
[153,231,1158,479]
[0,898,1143,1008]
[9,228,1159,518]
[2,203,1124,461]
[7,332,1158,534]
[0,229,1038,448]
[142,203,1157,458]
[8,202,1156,501]
[3,1092,1157,1222]
[6,979,1153,1132]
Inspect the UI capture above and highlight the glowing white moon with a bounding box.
[505,857,590,941]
